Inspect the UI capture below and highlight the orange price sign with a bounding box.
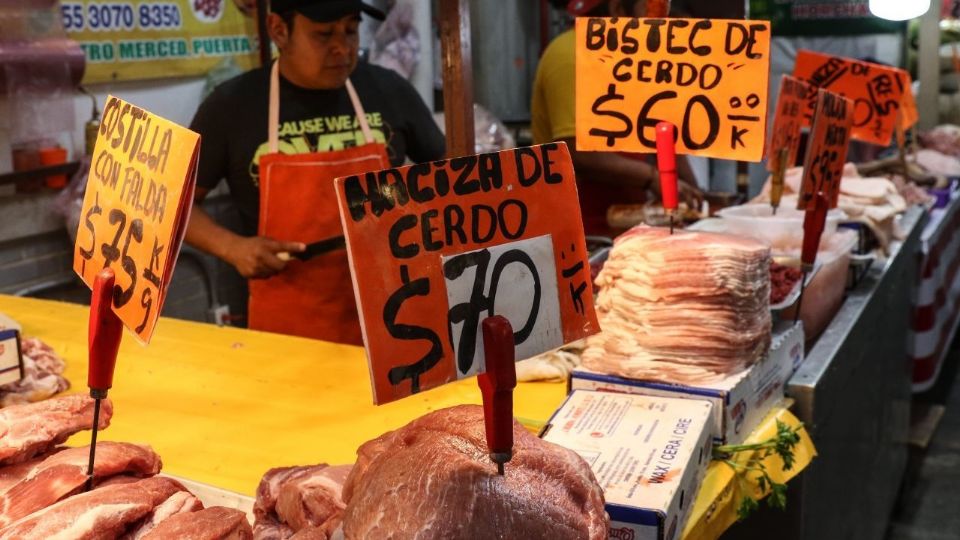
[335,143,600,404]
[766,75,813,173]
[793,50,910,146]
[575,17,771,161]
[73,95,200,343]
[798,89,853,211]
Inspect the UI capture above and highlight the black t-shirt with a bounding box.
[190,62,446,234]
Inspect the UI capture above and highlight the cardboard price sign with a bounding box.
[793,50,910,146]
[766,75,813,173]
[798,89,853,210]
[576,17,771,161]
[73,95,199,343]
[335,143,600,404]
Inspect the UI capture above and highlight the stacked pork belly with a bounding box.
[583,226,772,383]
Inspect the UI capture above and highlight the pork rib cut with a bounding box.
[341,405,609,540]
[141,506,253,540]
[253,464,351,539]
[0,394,112,465]
[0,476,186,540]
[121,489,203,540]
[0,441,162,527]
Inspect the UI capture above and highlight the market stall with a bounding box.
[2,0,959,539]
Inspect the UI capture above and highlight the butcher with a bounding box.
[186,0,445,344]
[531,0,703,237]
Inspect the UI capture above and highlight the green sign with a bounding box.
[750,0,905,36]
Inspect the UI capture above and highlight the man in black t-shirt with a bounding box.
[186,0,445,279]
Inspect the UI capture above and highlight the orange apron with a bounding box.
[248,61,389,344]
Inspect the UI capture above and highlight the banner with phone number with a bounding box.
[63,0,259,84]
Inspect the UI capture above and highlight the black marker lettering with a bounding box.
[515,146,542,187]
[420,209,443,252]
[389,214,419,258]
[666,19,689,54]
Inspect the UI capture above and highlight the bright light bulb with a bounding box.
[869,0,931,21]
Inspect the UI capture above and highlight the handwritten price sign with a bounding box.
[335,143,600,404]
[766,75,813,173]
[798,89,853,210]
[73,95,199,343]
[576,17,771,161]
[793,50,912,146]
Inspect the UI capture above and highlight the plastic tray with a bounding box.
[716,204,846,250]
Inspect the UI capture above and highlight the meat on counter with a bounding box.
[253,464,351,540]
[0,442,161,527]
[0,394,112,466]
[0,394,254,539]
[770,262,803,305]
[341,405,609,540]
[582,226,772,383]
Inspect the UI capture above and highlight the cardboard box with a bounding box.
[542,391,713,540]
[570,321,803,445]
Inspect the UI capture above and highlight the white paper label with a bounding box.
[443,234,562,378]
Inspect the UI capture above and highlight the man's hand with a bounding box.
[679,180,704,211]
[225,236,306,279]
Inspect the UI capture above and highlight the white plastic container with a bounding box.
[779,229,858,341]
[716,204,846,250]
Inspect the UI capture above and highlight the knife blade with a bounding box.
[277,236,346,262]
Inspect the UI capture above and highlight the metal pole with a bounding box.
[918,0,942,130]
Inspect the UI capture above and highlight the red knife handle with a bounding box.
[478,316,517,456]
[88,268,123,397]
[802,193,829,269]
[655,122,679,211]
[646,0,670,17]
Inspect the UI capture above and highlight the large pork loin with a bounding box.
[341,405,608,540]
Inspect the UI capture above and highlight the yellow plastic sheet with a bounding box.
[0,295,565,495]
[682,405,817,540]
[0,293,816,531]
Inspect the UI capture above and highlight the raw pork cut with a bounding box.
[582,227,771,383]
[920,124,960,157]
[0,394,112,466]
[341,405,608,540]
[0,476,186,539]
[0,450,63,492]
[0,441,162,526]
[141,506,253,540]
[0,337,70,407]
[121,489,202,539]
[253,464,351,540]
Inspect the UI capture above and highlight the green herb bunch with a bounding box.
[712,420,804,520]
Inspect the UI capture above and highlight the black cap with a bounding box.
[271,0,385,21]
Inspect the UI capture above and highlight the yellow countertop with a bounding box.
[0,295,566,496]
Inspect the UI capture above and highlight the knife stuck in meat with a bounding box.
[86,268,124,491]
[477,316,517,476]
[655,121,679,234]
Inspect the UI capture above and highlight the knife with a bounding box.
[277,236,346,262]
